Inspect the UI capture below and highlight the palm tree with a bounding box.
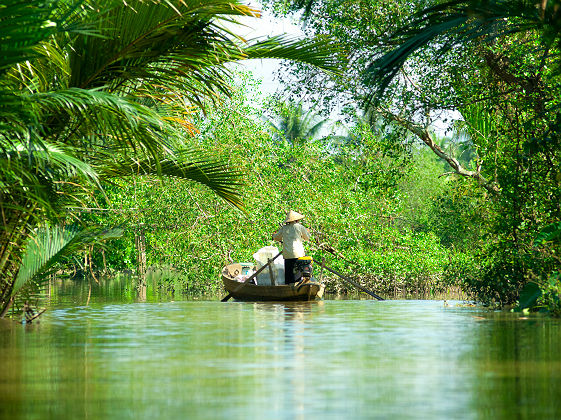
[267,101,328,146]
[0,0,344,316]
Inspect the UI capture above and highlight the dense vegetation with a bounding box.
[261,0,561,310]
[2,0,560,317]
[81,77,458,299]
[0,0,339,317]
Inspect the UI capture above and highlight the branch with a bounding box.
[377,108,499,194]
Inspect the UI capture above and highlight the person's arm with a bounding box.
[272,226,283,242]
[300,224,310,241]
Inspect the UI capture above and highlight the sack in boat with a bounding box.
[253,246,285,285]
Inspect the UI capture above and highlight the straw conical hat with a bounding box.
[284,210,304,223]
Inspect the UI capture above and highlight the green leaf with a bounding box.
[13,225,123,296]
[534,222,561,246]
[516,282,542,311]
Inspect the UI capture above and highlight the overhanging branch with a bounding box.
[377,108,500,194]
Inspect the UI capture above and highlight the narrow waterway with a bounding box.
[1,282,561,419]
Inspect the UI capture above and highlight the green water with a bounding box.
[1,282,561,419]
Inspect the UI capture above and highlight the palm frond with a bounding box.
[67,0,257,90]
[13,225,123,296]
[307,119,328,139]
[61,0,343,109]
[31,87,178,156]
[0,140,99,224]
[6,140,98,181]
[0,0,59,74]
[98,150,244,210]
[243,34,345,75]
[0,137,97,223]
[457,101,496,142]
[0,0,92,75]
[267,100,329,145]
[366,0,561,97]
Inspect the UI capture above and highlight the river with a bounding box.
[1,279,561,419]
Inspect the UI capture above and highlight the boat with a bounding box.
[221,262,325,302]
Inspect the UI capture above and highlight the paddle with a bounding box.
[311,237,384,300]
[221,251,283,302]
[322,265,384,301]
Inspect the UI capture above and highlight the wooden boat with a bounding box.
[222,262,325,301]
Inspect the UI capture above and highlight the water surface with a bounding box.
[1,297,560,419]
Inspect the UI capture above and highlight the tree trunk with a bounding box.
[101,248,107,275]
[135,227,147,278]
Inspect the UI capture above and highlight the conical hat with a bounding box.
[284,210,304,223]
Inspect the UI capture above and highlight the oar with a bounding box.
[221,251,283,302]
[323,265,384,301]
[309,237,384,300]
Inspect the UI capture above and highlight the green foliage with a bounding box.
[266,100,328,146]
[0,0,344,315]
[84,77,455,298]
[520,223,561,314]
[265,0,561,309]
[535,222,561,246]
[537,272,561,316]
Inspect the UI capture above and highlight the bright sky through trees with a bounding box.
[231,1,304,96]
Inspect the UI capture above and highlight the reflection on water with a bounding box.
[44,269,208,307]
[2,298,561,419]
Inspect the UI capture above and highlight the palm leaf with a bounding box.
[307,119,328,139]
[67,0,257,89]
[366,0,561,96]
[0,0,59,74]
[98,151,244,210]
[13,225,123,296]
[0,138,97,221]
[32,87,177,153]
[459,102,495,139]
[7,140,99,182]
[63,0,342,106]
[0,0,92,75]
[243,34,344,75]
[267,100,329,145]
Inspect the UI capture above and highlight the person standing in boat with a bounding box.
[272,210,310,284]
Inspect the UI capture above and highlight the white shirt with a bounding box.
[272,222,310,259]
